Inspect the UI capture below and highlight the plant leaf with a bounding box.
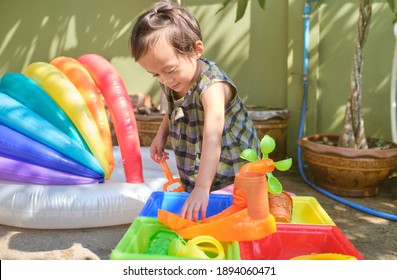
[274,158,292,171]
[236,0,249,22]
[216,0,234,15]
[240,148,258,162]
[257,0,266,10]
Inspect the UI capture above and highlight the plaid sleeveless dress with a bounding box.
[161,58,260,192]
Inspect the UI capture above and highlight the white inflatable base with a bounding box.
[0,147,178,229]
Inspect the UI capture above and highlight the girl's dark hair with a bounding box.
[130,1,202,61]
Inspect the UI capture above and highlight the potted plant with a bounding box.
[222,0,397,197]
[298,0,397,197]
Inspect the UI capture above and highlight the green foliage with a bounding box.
[217,0,397,24]
[375,139,386,148]
[217,0,266,22]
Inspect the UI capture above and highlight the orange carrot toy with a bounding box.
[240,158,275,174]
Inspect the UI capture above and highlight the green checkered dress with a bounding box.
[161,58,260,192]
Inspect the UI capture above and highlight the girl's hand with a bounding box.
[150,136,169,163]
[180,187,209,221]
[150,114,170,163]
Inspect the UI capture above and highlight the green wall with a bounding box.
[0,0,396,159]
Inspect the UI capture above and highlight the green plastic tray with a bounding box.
[110,216,241,260]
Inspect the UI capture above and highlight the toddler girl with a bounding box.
[130,1,260,221]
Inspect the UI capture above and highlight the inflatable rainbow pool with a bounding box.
[0,54,172,229]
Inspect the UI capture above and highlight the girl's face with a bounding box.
[137,37,203,96]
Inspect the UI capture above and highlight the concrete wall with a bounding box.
[0,0,395,159]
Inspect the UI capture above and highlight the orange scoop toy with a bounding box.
[160,159,184,192]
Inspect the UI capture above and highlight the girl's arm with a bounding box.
[180,82,232,221]
[150,111,170,162]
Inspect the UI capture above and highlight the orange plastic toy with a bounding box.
[290,253,357,260]
[239,135,292,194]
[157,135,295,241]
[239,158,275,174]
[160,159,184,192]
[158,171,276,242]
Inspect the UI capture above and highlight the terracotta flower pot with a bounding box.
[268,191,293,223]
[298,134,397,197]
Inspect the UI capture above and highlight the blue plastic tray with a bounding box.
[138,191,233,219]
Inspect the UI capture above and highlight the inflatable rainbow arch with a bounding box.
[0,54,174,229]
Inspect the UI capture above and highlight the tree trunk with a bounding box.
[338,0,372,149]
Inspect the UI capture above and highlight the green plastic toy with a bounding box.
[240,135,292,194]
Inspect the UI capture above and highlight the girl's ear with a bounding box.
[193,40,204,59]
